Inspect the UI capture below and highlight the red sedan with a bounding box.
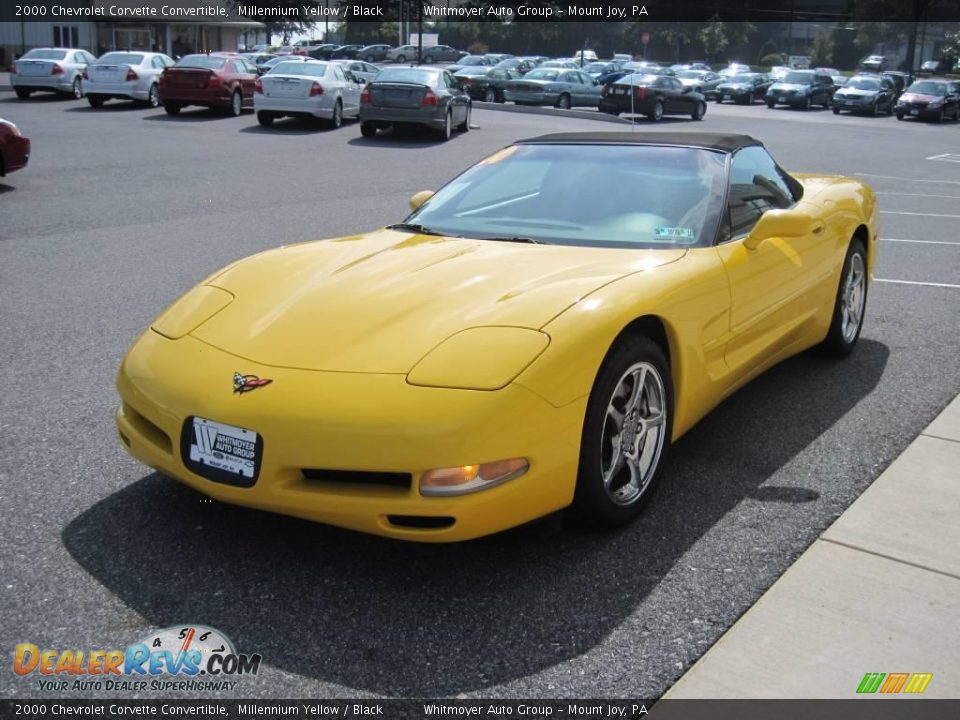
[158,54,258,116]
[0,119,30,177]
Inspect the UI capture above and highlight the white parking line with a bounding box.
[926,153,960,162]
[880,211,960,218]
[875,278,960,289]
[875,192,960,200]
[857,173,960,186]
[881,238,960,246]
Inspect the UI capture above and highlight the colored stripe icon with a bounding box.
[857,672,933,694]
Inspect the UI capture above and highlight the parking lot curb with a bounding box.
[662,392,960,699]
[474,101,632,125]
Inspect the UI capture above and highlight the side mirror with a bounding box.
[744,209,814,250]
[409,190,434,211]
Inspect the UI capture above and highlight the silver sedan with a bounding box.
[254,60,362,129]
[503,68,602,109]
[85,52,176,108]
[11,47,95,99]
[331,59,381,84]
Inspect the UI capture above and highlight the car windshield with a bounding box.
[375,68,437,84]
[22,49,68,60]
[406,144,727,249]
[783,71,813,84]
[461,56,487,65]
[584,63,611,73]
[677,71,706,79]
[176,55,226,70]
[97,53,144,65]
[908,81,946,95]
[847,78,880,90]
[270,62,326,76]
[457,67,492,76]
[524,69,560,80]
[727,74,754,83]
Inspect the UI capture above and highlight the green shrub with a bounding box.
[761,53,785,67]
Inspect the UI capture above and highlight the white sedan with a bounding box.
[330,59,381,84]
[85,52,176,108]
[254,59,361,129]
[11,47,95,99]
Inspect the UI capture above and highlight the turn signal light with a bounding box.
[50,63,64,76]
[422,88,438,106]
[125,68,138,82]
[360,86,371,104]
[309,82,324,96]
[420,458,529,496]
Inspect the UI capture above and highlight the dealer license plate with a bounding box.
[910,109,919,115]
[723,94,731,100]
[779,96,786,103]
[188,417,260,481]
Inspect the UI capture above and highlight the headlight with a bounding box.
[151,285,234,339]
[407,326,549,390]
[420,458,529,496]
[0,119,21,136]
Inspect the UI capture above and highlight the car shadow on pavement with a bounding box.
[0,94,79,104]
[239,119,350,135]
[142,110,241,123]
[348,129,465,149]
[63,339,888,696]
[65,103,151,113]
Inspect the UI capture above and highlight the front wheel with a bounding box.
[396,54,406,64]
[571,336,673,528]
[483,87,496,103]
[691,101,706,121]
[832,106,840,115]
[147,84,160,108]
[457,104,471,132]
[803,95,811,110]
[438,109,452,141]
[896,111,905,120]
[766,99,775,108]
[329,99,343,129]
[821,239,868,357]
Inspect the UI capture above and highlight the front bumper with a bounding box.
[896,102,940,119]
[116,331,583,542]
[2,136,30,174]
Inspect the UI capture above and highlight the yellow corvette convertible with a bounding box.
[116,132,877,542]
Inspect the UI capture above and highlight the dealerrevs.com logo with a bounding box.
[14,625,261,692]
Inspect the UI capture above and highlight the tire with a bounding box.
[424,55,435,64]
[896,111,905,120]
[871,101,879,116]
[457,104,471,132]
[438,109,452,141]
[71,76,83,99]
[228,90,242,117]
[257,111,274,127]
[360,121,377,138]
[483,87,496,103]
[329,99,343,129]
[396,55,406,64]
[715,97,723,104]
[691,101,706,121]
[937,107,945,123]
[648,100,664,121]
[571,336,673,528]
[164,103,181,115]
[832,106,840,115]
[766,100,775,108]
[887,102,894,116]
[555,93,571,110]
[87,95,105,108]
[147,84,160,108]
[15,89,31,100]
[365,54,375,63]
[821,239,868,357]
[802,95,811,110]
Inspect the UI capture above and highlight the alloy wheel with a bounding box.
[841,252,866,344]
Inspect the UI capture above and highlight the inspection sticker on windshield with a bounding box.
[654,227,696,241]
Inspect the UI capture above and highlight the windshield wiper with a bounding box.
[386,223,445,236]
[478,235,548,245]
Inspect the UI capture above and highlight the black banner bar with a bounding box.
[2,700,960,720]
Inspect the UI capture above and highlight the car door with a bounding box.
[715,146,838,375]
[656,77,681,112]
[335,65,360,114]
[442,71,468,123]
[234,59,258,103]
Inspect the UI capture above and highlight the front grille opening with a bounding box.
[387,515,456,530]
[123,403,172,454]
[301,469,412,489]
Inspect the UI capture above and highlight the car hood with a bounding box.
[900,92,940,103]
[192,229,687,373]
[770,82,811,91]
[718,82,750,90]
[837,88,878,97]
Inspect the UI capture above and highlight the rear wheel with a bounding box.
[766,99,775,108]
[228,90,242,117]
[648,100,664,121]
[15,88,31,100]
[571,336,672,528]
[71,76,83,98]
[87,94,105,108]
[164,102,181,115]
[147,84,160,108]
[396,54,406,64]
[360,121,377,138]
[438,109,452,141]
[329,99,343,129]
[821,239,868,357]
[555,93,571,110]
[691,101,706,120]
[896,111,905,120]
[483,87,496,103]
[257,111,274,127]
[832,106,840,114]
[365,54,375,63]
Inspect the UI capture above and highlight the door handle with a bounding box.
[811,221,825,234]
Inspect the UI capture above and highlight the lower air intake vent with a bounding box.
[302,469,412,489]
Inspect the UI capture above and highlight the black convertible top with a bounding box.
[518,132,763,153]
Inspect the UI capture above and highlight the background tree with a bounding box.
[699,16,729,63]
[809,29,835,67]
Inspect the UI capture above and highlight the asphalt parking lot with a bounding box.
[1,87,958,700]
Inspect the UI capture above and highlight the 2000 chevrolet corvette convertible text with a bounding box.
[116,133,877,542]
